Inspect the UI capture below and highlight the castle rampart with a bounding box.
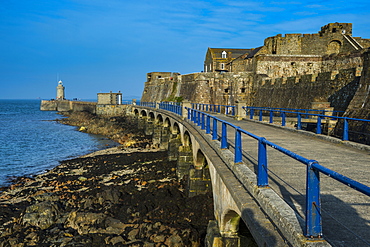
[141,23,369,142]
[252,67,360,111]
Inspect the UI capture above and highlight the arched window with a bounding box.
[222,51,227,58]
[327,40,342,54]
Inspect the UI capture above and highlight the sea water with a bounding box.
[0,99,118,187]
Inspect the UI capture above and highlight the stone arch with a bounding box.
[140,110,147,118]
[327,40,342,54]
[222,210,241,236]
[221,209,257,245]
[195,149,207,169]
[164,117,171,128]
[183,130,192,147]
[188,149,212,196]
[148,112,155,122]
[168,121,181,161]
[133,109,139,116]
[172,122,180,135]
[176,130,193,180]
[156,114,164,124]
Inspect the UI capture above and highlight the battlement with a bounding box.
[319,22,352,36]
[147,72,180,83]
[262,22,364,56]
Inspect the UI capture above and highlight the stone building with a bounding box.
[204,48,252,72]
[97,91,122,105]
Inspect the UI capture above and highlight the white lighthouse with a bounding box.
[56,80,65,100]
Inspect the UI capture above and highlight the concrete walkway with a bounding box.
[211,114,370,247]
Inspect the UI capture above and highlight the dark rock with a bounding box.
[0,114,214,246]
[22,201,61,230]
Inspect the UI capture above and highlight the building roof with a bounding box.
[208,48,253,59]
[245,46,263,59]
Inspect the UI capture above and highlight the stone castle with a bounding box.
[141,23,370,124]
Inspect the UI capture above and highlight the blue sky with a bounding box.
[1,0,369,100]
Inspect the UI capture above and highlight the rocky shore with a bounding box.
[0,112,214,246]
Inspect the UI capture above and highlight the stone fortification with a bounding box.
[141,51,365,112]
[260,23,370,56]
[141,23,370,117]
[40,100,97,113]
[141,23,370,143]
[142,72,255,105]
[253,67,360,111]
[336,49,370,143]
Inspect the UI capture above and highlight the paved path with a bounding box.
[211,114,370,247]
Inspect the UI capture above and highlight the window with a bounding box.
[221,63,225,70]
[222,51,227,58]
[241,88,246,93]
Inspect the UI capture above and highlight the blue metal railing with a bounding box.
[159,102,182,115]
[192,103,235,116]
[139,102,156,108]
[185,107,370,238]
[245,106,343,117]
[136,102,370,238]
[244,106,370,142]
[139,101,182,115]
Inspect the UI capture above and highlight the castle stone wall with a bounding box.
[338,49,370,144]
[141,72,255,106]
[252,68,360,111]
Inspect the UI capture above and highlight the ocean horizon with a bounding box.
[0,99,118,187]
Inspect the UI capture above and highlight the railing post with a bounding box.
[306,161,322,238]
[212,118,218,140]
[257,138,268,187]
[297,113,302,130]
[269,110,273,123]
[250,108,254,120]
[343,118,349,141]
[316,116,322,134]
[206,115,211,134]
[259,110,263,121]
[221,122,228,149]
[197,111,201,126]
[201,113,205,130]
[234,128,243,164]
[281,112,286,126]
